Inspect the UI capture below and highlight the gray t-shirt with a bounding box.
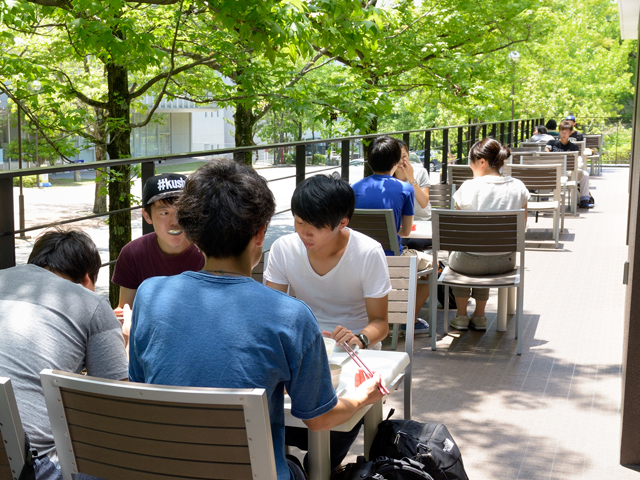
[413,166,432,220]
[0,265,128,456]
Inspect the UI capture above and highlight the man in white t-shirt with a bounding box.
[265,173,391,472]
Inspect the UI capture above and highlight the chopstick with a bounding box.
[341,342,390,395]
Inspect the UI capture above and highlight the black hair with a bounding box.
[368,135,402,172]
[291,173,355,230]
[468,138,510,170]
[176,161,275,259]
[143,196,177,217]
[559,120,572,132]
[398,140,409,152]
[534,125,548,134]
[545,119,557,130]
[28,228,102,284]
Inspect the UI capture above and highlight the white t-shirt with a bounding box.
[264,229,392,334]
[413,166,432,220]
[453,175,530,211]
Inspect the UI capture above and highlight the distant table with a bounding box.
[405,220,432,239]
[284,350,410,480]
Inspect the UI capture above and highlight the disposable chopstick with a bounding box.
[340,342,390,395]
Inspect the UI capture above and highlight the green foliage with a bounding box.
[311,153,326,165]
[12,175,37,188]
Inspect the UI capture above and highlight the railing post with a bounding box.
[0,177,16,269]
[500,123,505,144]
[141,161,155,236]
[457,127,463,163]
[402,132,411,148]
[482,124,487,140]
[508,121,514,146]
[514,121,519,146]
[470,125,477,149]
[442,128,449,183]
[341,140,350,181]
[491,123,497,139]
[424,130,431,171]
[296,144,306,185]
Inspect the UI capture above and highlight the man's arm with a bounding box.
[302,373,384,431]
[266,281,288,293]
[118,286,136,309]
[399,215,414,237]
[361,296,389,346]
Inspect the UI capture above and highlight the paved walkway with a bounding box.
[10,165,636,478]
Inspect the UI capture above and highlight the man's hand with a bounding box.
[114,304,132,347]
[398,158,415,183]
[325,326,360,348]
[354,370,386,405]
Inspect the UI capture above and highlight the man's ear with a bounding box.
[255,224,267,248]
[80,273,96,292]
[337,218,350,230]
[142,209,153,225]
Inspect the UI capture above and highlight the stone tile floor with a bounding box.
[370,167,637,479]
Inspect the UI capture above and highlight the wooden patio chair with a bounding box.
[584,134,603,176]
[448,165,474,191]
[510,150,536,164]
[350,209,400,256]
[519,142,545,151]
[385,255,418,419]
[428,209,526,355]
[505,164,563,248]
[0,377,27,480]
[40,370,278,480]
[428,183,455,210]
[531,151,580,220]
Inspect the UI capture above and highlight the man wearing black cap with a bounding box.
[112,173,205,310]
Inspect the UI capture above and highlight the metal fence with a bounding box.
[0,117,542,269]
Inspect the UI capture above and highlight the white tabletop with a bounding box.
[404,219,432,239]
[284,350,410,480]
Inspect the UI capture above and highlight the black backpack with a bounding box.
[369,409,469,480]
[331,456,434,480]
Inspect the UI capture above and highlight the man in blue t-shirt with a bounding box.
[351,135,433,335]
[129,161,385,480]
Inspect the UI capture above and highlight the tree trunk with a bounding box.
[233,103,256,165]
[106,60,132,308]
[92,108,108,215]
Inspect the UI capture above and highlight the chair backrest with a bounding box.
[510,151,536,164]
[504,164,562,200]
[40,370,277,480]
[431,209,525,256]
[519,142,545,151]
[533,151,578,173]
[350,209,400,255]
[572,140,586,155]
[584,134,603,150]
[428,183,454,209]
[252,251,269,285]
[448,165,474,190]
[385,255,417,417]
[0,378,26,480]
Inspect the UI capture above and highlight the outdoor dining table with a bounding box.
[405,219,432,239]
[284,349,410,480]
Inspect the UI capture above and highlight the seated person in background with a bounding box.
[565,115,584,142]
[351,135,432,335]
[545,119,559,137]
[450,139,530,332]
[265,173,391,471]
[0,229,128,480]
[393,140,432,250]
[546,120,594,209]
[111,173,204,311]
[528,125,555,143]
[129,161,385,480]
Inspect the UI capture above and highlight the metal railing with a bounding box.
[0,116,543,269]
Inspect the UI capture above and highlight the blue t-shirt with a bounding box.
[129,271,338,480]
[351,174,415,255]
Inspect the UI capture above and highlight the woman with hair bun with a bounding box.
[449,138,530,331]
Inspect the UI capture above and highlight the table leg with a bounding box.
[308,429,331,480]
[363,401,383,460]
[507,286,516,315]
[497,288,507,332]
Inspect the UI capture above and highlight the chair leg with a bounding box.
[390,324,399,351]
[507,287,516,314]
[516,286,524,355]
[553,210,559,248]
[443,285,449,335]
[430,279,437,351]
[497,288,507,332]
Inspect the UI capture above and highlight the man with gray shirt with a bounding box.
[0,229,128,480]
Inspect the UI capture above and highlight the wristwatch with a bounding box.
[410,180,418,186]
[356,333,370,349]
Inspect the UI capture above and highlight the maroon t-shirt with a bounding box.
[111,233,205,290]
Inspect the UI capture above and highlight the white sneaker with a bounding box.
[450,314,470,331]
[470,315,487,331]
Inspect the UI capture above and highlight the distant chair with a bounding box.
[428,183,455,210]
[505,164,563,248]
[533,151,580,221]
[429,209,526,355]
[448,165,474,191]
[0,377,28,480]
[519,142,545,151]
[510,150,536,165]
[40,370,278,480]
[584,134,603,176]
[350,209,400,256]
[385,255,418,419]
